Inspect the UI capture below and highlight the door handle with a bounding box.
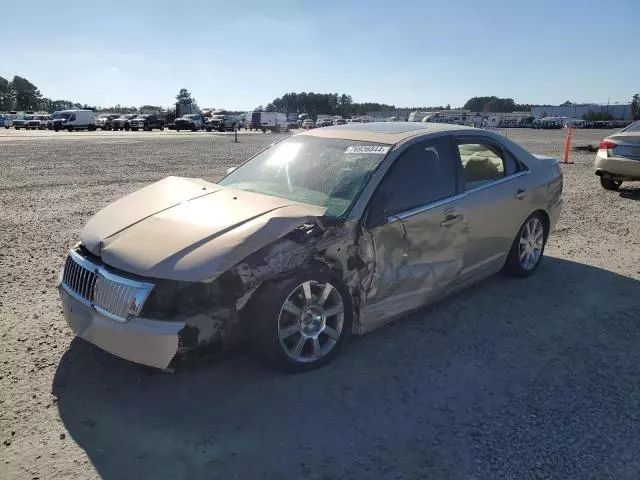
[440,214,463,227]
[514,188,527,199]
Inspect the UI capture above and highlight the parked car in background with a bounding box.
[175,114,205,131]
[595,120,640,190]
[111,114,138,131]
[316,118,333,127]
[96,114,121,131]
[25,114,50,130]
[334,118,346,125]
[302,119,315,129]
[52,110,97,131]
[245,111,289,132]
[205,114,234,132]
[47,112,62,130]
[0,114,9,129]
[58,122,562,372]
[13,115,30,130]
[3,111,18,128]
[129,114,165,131]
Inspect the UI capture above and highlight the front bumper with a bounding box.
[595,151,640,180]
[60,286,184,369]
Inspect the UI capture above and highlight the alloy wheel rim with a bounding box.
[519,217,544,270]
[277,280,344,363]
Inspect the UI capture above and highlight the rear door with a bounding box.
[452,136,532,281]
[362,136,468,323]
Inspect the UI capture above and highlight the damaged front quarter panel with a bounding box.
[231,216,372,332]
[138,216,372,361]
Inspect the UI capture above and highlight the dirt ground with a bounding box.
[1,127,639,479]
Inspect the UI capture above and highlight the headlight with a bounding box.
[140,280,223,319]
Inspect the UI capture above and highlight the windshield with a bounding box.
[219,136,390,217]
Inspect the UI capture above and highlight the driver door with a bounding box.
[360,136,468,329]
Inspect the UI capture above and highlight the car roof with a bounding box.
[298,121,476,144]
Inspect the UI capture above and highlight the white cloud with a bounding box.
[106,66,119,73]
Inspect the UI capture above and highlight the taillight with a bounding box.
[598,139,617,150]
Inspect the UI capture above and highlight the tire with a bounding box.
[88,125,96,131]
[600,177,621,191]
[261,128,266,133]
[124,125,130,131]
[67,126,73,132]
[176,128,181,132]
[131,127,138,131]
[206,127,212,132]
[159,125,164,131]
[249,266,353,373]
[503,213,547,278]
[191,125,197,132]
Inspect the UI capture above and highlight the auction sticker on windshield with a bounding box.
[345,146,390,154]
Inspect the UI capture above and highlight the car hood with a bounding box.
[80,176,326,282]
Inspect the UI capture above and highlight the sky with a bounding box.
[2,0,639,110]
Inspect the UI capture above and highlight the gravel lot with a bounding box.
[1,127,639,479]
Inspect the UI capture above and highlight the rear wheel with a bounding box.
[600,177,622,191]
[250,268,353,373]
[503,213,547,278]
[159,125,164,131]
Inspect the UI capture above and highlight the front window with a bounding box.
[219,136,390,217]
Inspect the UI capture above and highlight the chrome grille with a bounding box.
[61,249,154,322]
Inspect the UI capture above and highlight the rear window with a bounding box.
[622,121,640,133]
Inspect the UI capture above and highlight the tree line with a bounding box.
[258,92,453,117]
[3,74,638,120]
[0,75,140,113]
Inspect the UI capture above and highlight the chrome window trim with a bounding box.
[388,170,529,222]
[61,249,154,323]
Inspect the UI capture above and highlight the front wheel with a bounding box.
[250,268,353,373]
[503,213,547,278]
[600,177,622,191]
[159,125,164,131]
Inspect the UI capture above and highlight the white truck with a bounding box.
[245,111,289,132]
[52,110,97,131]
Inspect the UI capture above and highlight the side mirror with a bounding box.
[226,166,237,174]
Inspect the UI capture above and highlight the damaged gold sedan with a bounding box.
[58,123,563,372]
